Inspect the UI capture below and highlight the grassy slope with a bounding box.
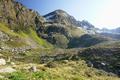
[0,23,53,48]
[28,29,53,48]
[70,27,86,37]
[68,34,110,48]
[1,60,119,80]
[0,23,20,37]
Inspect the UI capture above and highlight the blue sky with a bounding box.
[17,0,120,29]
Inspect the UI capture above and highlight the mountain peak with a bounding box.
[44,9,69,19]
[44,9,79,26]
[54,9,69,15]
[54,9,67,13]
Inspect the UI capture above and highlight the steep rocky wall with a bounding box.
[0,0,45,31]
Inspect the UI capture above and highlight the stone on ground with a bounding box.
[0,58,6,65]
[0,67,16,73]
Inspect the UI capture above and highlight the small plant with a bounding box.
[8,71,28,80]
[32,71,51,80]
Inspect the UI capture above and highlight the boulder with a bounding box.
[0,67,16,73]
[87,61,93,67]
[29,66,37,72]
[0,58,6,65]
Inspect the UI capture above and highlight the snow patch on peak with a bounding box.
[45,14,54,20]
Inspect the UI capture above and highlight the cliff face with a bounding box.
[0,0,45,32]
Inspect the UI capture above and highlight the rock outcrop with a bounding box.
[0,0,45,32]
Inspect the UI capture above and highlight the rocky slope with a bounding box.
[44,9,80,26]
[44,10,97,34]
[0,0,45,31]
[40,45,120,77]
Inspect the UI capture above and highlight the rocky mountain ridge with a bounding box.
[44,9,97,34]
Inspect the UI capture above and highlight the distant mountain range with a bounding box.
[44,9,120,35]
[97,27,120,34]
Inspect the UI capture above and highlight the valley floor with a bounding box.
[0,48,120,80]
